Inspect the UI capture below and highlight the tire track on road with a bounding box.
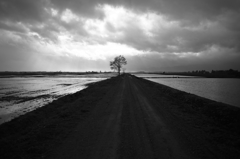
[129,75,192,159]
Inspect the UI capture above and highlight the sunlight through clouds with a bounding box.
[61,9,79,23]
[0,0,240,71]
[41,5,157,60]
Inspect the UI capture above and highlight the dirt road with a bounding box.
[49,74,188,159]
[48,74,239,159]
[1,74,239,159]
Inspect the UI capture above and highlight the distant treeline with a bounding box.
[162,69,240,78]
[0,71,113,76]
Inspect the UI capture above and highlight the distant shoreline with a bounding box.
[0,72,117,78]
[0,71,111,75]
[134,69,240,78]
[1,69,240,78]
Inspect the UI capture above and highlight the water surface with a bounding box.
[132,73,195,78]
[134,74,240,107]
[0,74,114,124]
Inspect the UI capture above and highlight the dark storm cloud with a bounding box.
[0,21,27,33]
[0,0,48,22]
[113,18,239,54]
[118,0,240,53]
[50,0,105,19]
[46,0,240,33]
[0,0,55,44]
[3,0,237,23]
[115,0,240,25]
[47,0,235,54]
[1,0,239,37]
[1,0,239,29]
[0,0,240,71]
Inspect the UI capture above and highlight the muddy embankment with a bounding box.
[0,76,120,158]
[0,74,240,159]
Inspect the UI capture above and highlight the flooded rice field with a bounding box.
[0,74,115,124]
[133,74,240,107]
[132,73,196,78]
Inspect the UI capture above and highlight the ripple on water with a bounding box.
[0,77,107,124]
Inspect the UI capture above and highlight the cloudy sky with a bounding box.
[0,0,240,72]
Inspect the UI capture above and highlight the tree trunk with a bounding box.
[118,67,120,75]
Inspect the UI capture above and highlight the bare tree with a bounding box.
[110,55,127,75]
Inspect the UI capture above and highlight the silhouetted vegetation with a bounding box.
[0,71,116,77]
[162,69,240,78]
[110,55,127,75]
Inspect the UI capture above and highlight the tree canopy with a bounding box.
[110,55,127,75]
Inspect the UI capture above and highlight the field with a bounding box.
[0,73,116,124]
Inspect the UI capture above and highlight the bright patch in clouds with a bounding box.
[51,8,58,17]
[43,5,160,59]
[94,4,168,37]
[61,9,79,23]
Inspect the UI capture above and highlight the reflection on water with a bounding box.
[0,76,109,124]
[144,77,240,107]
